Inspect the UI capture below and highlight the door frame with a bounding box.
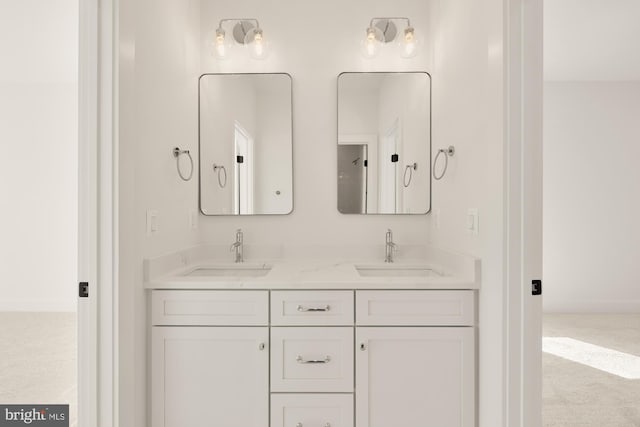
[83,0,543,424]
[504,0,543,425]
[78,0,117,425]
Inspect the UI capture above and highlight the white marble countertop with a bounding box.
[144,245,480,290]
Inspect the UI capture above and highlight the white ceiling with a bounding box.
[544,0,640,81]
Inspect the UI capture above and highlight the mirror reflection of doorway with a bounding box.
[337,144,368,214]
[234,122,254,215]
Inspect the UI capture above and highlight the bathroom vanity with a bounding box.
[146,247,479,427]
[147,41,474,427]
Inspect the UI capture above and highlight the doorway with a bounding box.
[542,1,640,425]
[0,0,79,425]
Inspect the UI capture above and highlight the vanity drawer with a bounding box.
[356,290,475,326]
[271,327,354,392]
[271,291,354,325]
[151,290,268,326]
[271,394,353,427]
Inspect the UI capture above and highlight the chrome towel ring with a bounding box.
[433,145,455,181]
[213,163,227,188]
[172,147,194,181]
[403,162,417,187]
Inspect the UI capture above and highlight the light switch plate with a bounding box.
[467,208,479,235]
[146,210,158,236]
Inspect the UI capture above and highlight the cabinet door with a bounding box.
[152,327,269,427]
[356,327,474,427]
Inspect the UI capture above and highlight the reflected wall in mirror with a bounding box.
[199,73,293,215]
[337,72,431,214]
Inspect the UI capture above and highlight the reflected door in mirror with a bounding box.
[337,72,431,214]
[199,73,293,215]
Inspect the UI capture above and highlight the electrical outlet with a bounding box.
[467,208,479,235]
[146,210,159,236]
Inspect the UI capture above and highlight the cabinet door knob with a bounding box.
[297,304,331,312]
[258,342,265,351]
[296,424,302,427]
[360,343,366,351]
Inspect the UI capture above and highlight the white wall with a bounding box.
[116,0,509,424]
[197,0,433,249]
[338,89,379,135]
[429,0,505,425]
[254,82,293,213]
[0,0,78,312]
[543,81,640,312]
[200,76,257,214]
[117,0,202,424]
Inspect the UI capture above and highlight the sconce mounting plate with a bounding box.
[374,19,398,43]
[232,21,256,44]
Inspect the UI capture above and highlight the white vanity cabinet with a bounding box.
[355,291,475,427]
[356,327,474,427]
[150,289,475,427]
[151,291,269,427]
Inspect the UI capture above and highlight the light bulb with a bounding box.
[245,28,269,60]
[360,27,383,59]
[398,27,420,58]
[211,28,232,60]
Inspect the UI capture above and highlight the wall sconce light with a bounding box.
[212,18,269,60]
[361,17,420,59]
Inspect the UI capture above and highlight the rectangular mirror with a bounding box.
[199,73,293,215]
[337,72,431,214]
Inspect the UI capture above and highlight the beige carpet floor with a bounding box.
[0,312,76,427]
[544,314,640,427]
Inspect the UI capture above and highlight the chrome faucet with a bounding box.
[230,229,244,263]
[385,229,396,263]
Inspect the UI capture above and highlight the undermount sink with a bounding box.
[355,265,440,278]
[182,265,272,278]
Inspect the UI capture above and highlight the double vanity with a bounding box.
[145,241,479,427]
[151,54,472,427]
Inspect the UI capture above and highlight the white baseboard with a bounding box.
[544,299,640,314]
[0,299,77,312]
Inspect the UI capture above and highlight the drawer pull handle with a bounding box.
[297,304,331,312]
[296,423,331,427]
[296,355,331,364]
